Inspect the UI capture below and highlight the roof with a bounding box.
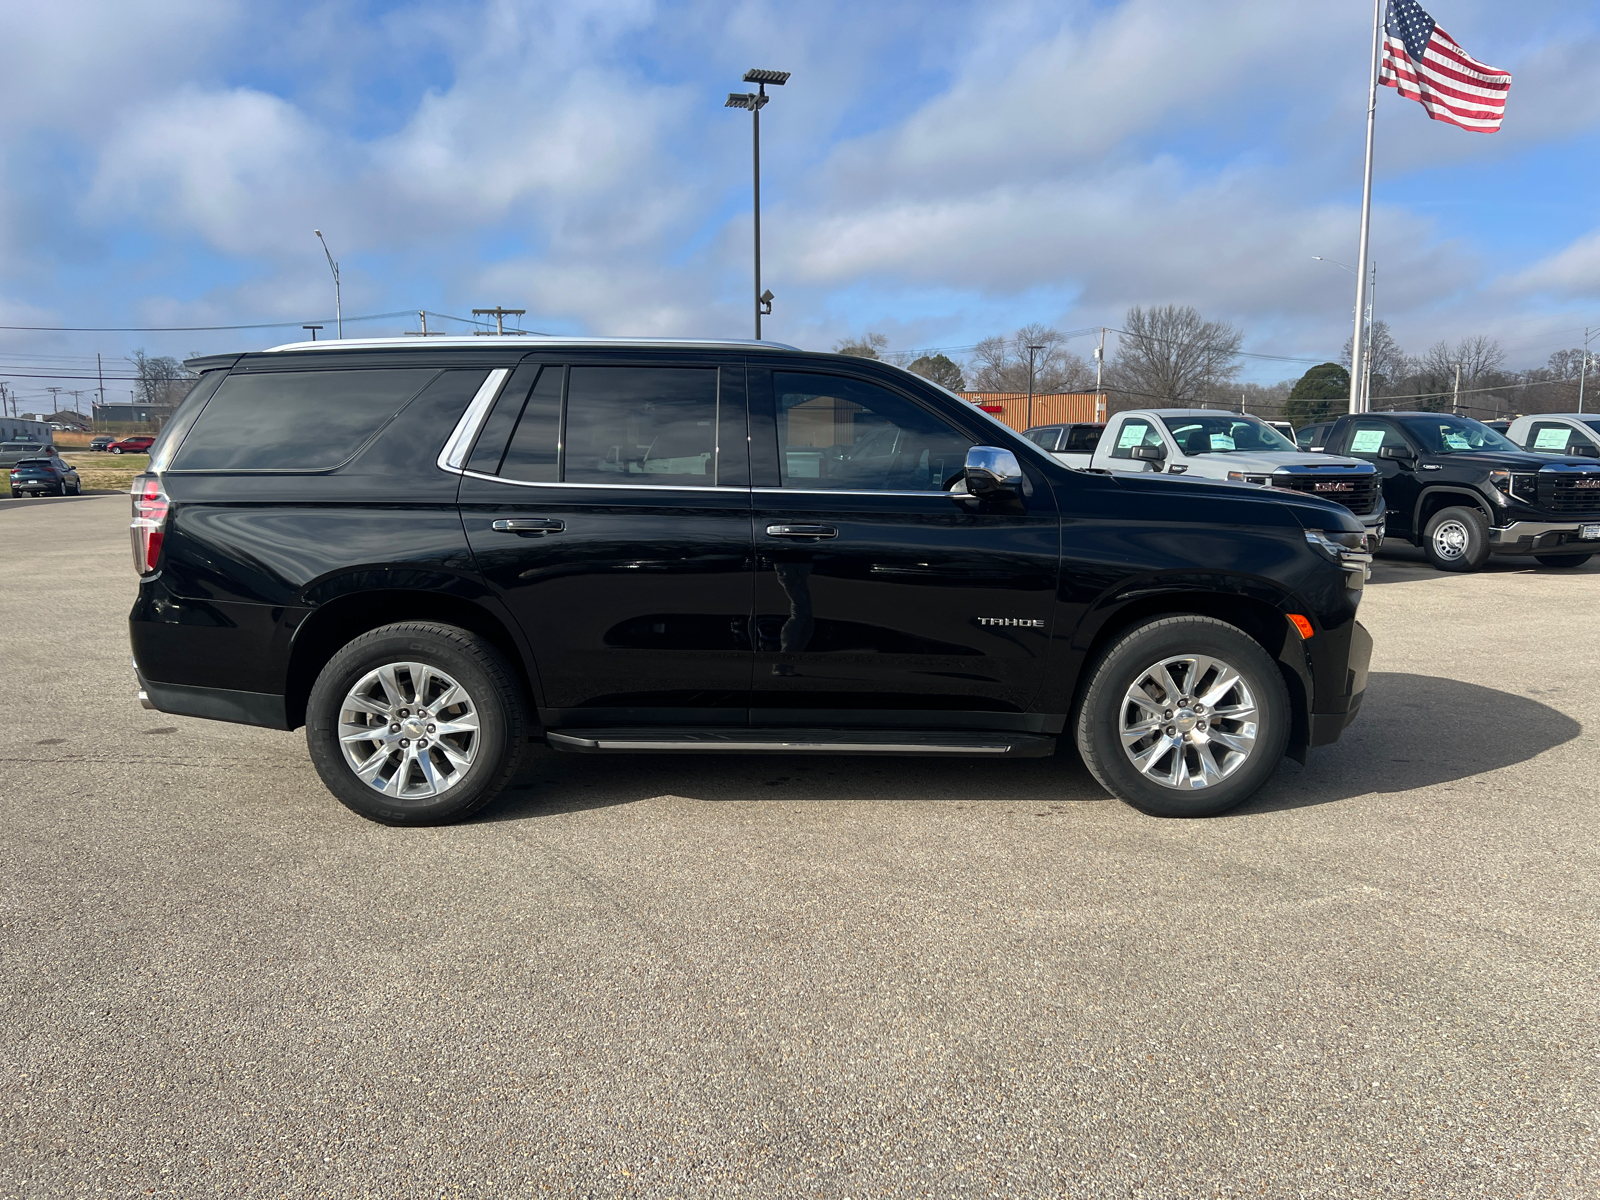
[259,335,803,354]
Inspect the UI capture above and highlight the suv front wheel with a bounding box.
[1075,616,1290,818]
[306,622,528,825]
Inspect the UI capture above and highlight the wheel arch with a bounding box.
[284,589,537,730]
[1413,486,1492,533]
[1061,586,1312,762]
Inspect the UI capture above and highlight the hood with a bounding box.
[1109,468,1362,532]
[1176,449,1369,471]
[1432,450,1591,472]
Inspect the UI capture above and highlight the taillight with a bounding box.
[130,474,169,575]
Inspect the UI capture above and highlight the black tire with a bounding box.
[306,622,528,825]
[1535,553,1592,568]
[1422,505,1490,572]
[1074,615,1290,818]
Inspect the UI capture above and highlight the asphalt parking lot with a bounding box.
[3,494,1597,1199]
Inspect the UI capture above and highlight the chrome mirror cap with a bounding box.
[966,445,1022,483]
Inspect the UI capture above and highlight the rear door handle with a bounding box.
[491,518,565,535]
[765,524,838,539]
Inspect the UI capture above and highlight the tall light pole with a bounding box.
[1093,328,1107,422]
[1025,343,1045,429]
[314,230,342,339]
[1579,327,1595,415]
[726,68,789,340]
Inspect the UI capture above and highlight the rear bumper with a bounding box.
[134,664,288,730]
[1309,619,1371,748]
[1488,520,1600,555]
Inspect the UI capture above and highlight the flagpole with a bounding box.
[1349,0,1383,414]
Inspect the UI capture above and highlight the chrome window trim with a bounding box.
[459,469,744,493]
[437,368,511,472]
[752,486,961,499]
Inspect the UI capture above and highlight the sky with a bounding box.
[2,0,1599,412]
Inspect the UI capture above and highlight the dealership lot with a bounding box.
[3,495,1597,1198]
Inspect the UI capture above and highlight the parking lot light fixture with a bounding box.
[315,230,341,339]
[726,68,790,340]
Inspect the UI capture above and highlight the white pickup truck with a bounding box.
[1506,413,1600,459]
[1048,408,1388,544]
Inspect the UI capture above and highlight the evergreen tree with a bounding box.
[1282,362,1350,425]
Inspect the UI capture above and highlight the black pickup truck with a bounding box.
[1320,411,1600,571]
[130,337,1373,824]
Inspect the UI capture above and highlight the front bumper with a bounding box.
[1308,619,1372,748]
[1488,519,1600,555]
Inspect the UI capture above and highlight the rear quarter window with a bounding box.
[169,369,438,471]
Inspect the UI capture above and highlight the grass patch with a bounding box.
[62,452,147,492]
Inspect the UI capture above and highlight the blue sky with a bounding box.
[2,0,1599,411]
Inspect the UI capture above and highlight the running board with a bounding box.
[545,727,1057,757]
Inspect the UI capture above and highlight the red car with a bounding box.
[108,436,156,456]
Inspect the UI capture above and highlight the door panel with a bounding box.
[459,359,753,722]
[1343,419,1418,534]
[749,365,1059,721]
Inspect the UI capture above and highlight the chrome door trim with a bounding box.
[436,368,511,471]
[752,486,960,499]
[459,469,746,493]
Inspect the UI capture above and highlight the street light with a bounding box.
[314,230,342,339]
[726,68,790,340]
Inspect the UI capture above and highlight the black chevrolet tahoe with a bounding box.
[130,338,1373,824]
[1321,411,1600,571]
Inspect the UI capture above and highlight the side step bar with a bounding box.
[545,727,1057,757]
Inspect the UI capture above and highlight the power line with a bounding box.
[0,310,418,333]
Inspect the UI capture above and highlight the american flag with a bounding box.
[1380,0,1510,133]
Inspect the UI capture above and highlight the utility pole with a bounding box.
[96,354,106,410]
[314,230,342,338]
[302,325,323,341]
[1025,343,1045,429]
[403,311,434,337]
[472,307,526,335]
[46,386,63,417]
[1094,327,1107,422]
[1452,363,1462,416]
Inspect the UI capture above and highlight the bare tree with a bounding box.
[1419,335,1506,386]
[834,333,888,359]
[1342,319,1407,398]
[128,350,194,409]
[1110,305,1243,404]
[966,324,1093,393]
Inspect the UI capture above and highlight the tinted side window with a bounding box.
[773,371,972,492]
[1063,425,1102,452]
[1025,427,1061,450]
[1108,419,1162,459]
[497,366,565,483]
[171,369,436,471]
[563,367,718,484]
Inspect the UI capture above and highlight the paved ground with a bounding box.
[2,495,1596,1199]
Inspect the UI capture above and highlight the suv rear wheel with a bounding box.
[1075,616,1289,818]
[1423,506,1490,572]
[306,622,528,825]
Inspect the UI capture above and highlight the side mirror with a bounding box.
[1378,445,1415,462]
[1129,444,1167,465]
[963,445,1023,497]
[1572,443,1600,458]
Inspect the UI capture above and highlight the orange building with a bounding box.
[960,391,1105,432]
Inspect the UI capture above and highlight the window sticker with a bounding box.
[1209,433,1236,451]
[1349,428,1385,453]
[1117,423,1149,449]
[1534,427,1571,449]
[1443,433,1471,451]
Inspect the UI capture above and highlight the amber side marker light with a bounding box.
[1287,614,1315,640]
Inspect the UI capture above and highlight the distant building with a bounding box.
[93,402,173,424]
[961,391,1105,432]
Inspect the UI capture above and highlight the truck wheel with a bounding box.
[1422,506,1490,572]
[306,622,528,825]
[1074,615,1289,818]
[1534,553,1592,568]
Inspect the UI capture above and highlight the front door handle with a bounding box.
[491,518,565,535]
[765,524,838,539]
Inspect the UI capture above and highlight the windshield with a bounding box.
[1396,415,1519,454]
[1159,414,1298,455]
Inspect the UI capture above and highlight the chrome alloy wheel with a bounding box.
[337,662,480,799]
[1431,519,1469,561]
[1119,654,1259,790]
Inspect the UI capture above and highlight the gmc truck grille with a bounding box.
[1274,474,1382,516]
[1538,471,1600,515]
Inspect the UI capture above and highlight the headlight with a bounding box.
[1305,528,1372,587]
[1227,471,1272,486]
